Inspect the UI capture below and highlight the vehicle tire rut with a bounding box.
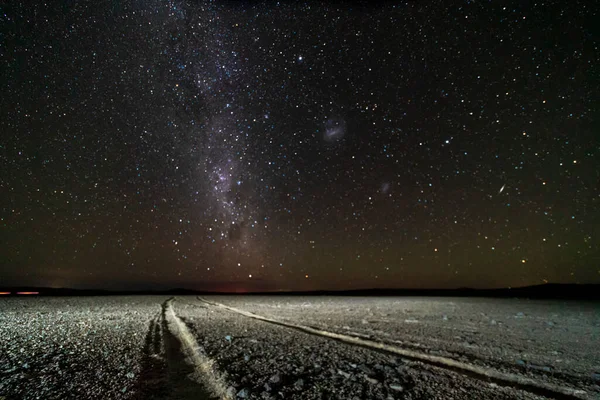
[132,312,169,399]
[133,298,229,400]
[198,297,592,400]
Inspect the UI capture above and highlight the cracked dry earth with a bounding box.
[1,296,599,400]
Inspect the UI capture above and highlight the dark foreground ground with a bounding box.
[0,296,598,400]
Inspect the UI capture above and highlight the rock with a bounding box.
[226,386,237,397]
[294,378,304,388]
[516,359,526,366]
[126,372,135,379]
[442,315,448,321]
[337,369,351,378]
[225,335,232,342]
[244,355,250,362]
[529,364,552,372]
[237,388,249,398]
[490,319,497,325]
[365,376,379,384]
[361,319,369,324]
[269,373,281,384]
[389,384,404,391]
[515,312,525,318]
[263,383,272,392]
[359,364,374,375]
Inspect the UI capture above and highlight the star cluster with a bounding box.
[1,1,598,290]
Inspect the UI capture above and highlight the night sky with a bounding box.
[1,1,598,291]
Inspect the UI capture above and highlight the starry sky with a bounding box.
[1,1,598,291]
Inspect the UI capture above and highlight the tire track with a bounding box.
[313,321,591,389]
[164,298,232,400]
[133,312,168,400]
[198,297,591,400]
[135,299,232,400]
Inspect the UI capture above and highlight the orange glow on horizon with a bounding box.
[16,291,39,295]
[0,292,11,295]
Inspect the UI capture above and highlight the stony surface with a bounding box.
[204,296,600,398]
[1,296,598,399]
[176,297,565,400]
[0,296,164,400]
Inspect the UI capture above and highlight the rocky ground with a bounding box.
[200,296,600,398]
[0,296,598,399]
[0,296,163,400]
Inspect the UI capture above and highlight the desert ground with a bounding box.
[0,296,598,399]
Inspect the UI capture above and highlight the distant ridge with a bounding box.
[0,284,598,300]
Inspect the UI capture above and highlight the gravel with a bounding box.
[0,296,164,400]
[1,295,598,399]
[175,297,559,400]
[205,295,600,397]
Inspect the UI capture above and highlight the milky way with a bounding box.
[164,1,269,274]
[1,1,598,290]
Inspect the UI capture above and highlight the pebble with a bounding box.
[338,369,351,378]
[359,364,374,375]
[529,364,552,372]
[269,373,281,384]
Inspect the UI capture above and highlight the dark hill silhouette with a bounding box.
[0,283,598,300]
